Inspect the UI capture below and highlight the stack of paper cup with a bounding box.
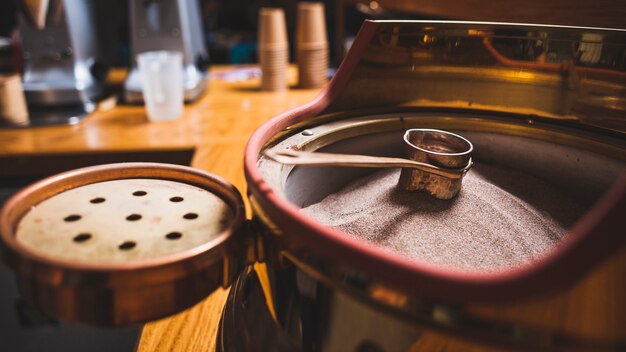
[0,74,29,126]
[258,8,289,91]
[296,2,328,89]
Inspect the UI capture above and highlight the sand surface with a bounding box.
[301,164,585,272]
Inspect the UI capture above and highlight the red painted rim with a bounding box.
[244,20,626,301]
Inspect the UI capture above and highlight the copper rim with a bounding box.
[0,162,246,325]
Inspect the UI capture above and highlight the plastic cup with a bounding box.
[137,51,183,121]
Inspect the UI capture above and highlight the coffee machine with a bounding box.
[124,0,210,103]
[17,0,107,126]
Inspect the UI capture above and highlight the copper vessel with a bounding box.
[0,163,248,325]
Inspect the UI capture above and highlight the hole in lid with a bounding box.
[183,213,198,220]
[169,196,184,203]
[64,214,82,222]
[118,241,136,250]
[165,232,182,240]
[73,233,92,243]
[126,214,142,221]
[90,197,106,204]
[133,191,147,196]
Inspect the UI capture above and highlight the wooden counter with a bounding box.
[0,66,320,351]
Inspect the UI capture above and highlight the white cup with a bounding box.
[137,51,183,121]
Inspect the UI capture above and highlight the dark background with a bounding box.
[0,0,389,68]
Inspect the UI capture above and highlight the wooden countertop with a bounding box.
[0,66,320,351]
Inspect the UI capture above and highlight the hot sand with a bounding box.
[301,164,585,272]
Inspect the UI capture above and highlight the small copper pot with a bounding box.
[399,129,473,199]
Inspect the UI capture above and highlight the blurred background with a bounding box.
[0,0,439,70]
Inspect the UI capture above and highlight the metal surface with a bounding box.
[322,21,626,132]
[398,129,472,199]
[253,112,626,350]
[265,149,471,179]
[217,267,300,352]
[17,0,106,125]
[0,163,247,326]
[0,182,141,352]
[22,103,91,126]
[219,266,422,352]
[242,21,626,350]
[0,264,140,352]
[124,0,209,103]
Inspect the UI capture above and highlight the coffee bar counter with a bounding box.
[0,66,320,351]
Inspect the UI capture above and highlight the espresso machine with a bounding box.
[17,0,107,126]
[124,0,210,103]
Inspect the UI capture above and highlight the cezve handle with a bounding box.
[264,149,472,179]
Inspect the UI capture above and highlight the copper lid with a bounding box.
[0,163,246,326]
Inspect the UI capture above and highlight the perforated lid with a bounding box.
[0,163,247,326]
[16,179,233,263]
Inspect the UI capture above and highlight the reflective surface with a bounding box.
[327,21,626,132]
[0,163,247,326]
[255,111,626,350]
[0,191,139,352]
[249,22,626,349]
[18,0,106,125]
